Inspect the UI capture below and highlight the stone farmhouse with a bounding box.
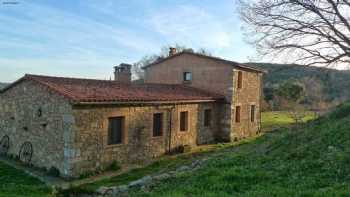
[0,48,265,177]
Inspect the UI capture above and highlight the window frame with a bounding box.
[204,109,212,127]
[179,111,189,132]
[107,116,124,145]
[183,72,192,82]
[152,113,163,137]
[235,106,241,123]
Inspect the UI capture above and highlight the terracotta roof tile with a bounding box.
[3,74,224,103]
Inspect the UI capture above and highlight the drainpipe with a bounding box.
[167,105,175,153]
[258,73,262,133]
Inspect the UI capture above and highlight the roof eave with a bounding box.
[73,99,224,106]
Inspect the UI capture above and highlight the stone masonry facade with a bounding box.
[0,51,263,177]
[69,102,221,176]
[0,80,76,176]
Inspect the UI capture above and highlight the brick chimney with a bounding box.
[114,63,132,83]
[169,47,177,56]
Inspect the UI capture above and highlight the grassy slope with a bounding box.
[129,103,350,196]
[261,111,315,131]
[0,162,50,197]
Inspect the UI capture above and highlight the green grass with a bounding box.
[128,103,350,196]
[261,111,316,131]
[0,161,51,197]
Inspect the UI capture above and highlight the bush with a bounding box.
[107,160,121,171]
[328,102,350,119]
[178,145,191,153]
[47,166,60,177]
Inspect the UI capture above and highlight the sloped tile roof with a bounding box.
[1,74,224,104]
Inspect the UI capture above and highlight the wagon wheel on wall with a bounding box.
[0,135,10,155]
[19,141,33,164]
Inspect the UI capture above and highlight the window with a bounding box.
[250,105,256,122]
[204,109,212,127]
[237,71,243,89]
[180,111,188,131]
[235,106,241,123]
[108,117,124,145]
[183,72,192,82]
[153,113,163,137]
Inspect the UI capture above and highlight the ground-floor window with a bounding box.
[153,113,163,137]
[108,116,124,145]
[204,109,212,127]
[180,111,188,131]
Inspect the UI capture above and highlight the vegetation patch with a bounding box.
[0,161,51,197]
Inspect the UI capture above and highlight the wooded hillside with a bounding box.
[247,63,350,110]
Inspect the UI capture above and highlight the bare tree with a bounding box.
[238,0,350,68]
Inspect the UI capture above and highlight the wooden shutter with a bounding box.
[153,113,163,137]
[108,117,123,145]
[180,111,188,131]
[235,106,241,123]
[251,105,256,122]
[237,71,243,89]
[204,109,212,127]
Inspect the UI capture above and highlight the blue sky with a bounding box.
[0,0,255,82]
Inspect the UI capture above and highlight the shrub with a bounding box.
[328,102,350,119]
[47,166,60,177]
[107,160,121,171]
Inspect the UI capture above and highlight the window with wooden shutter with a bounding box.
[204,109,212,127]
[250,105,256,122]
[180,111,188,131]
[235,106,241,123]
[153,113,163,137]
[108,117,124,145]
[237,71,243,89]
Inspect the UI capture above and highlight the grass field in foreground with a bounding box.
[0,161,50,197]
[128,103,350,196]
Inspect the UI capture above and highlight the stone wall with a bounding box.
[0,80,75,176]
[231,70,263,140]
[69,102,220,176]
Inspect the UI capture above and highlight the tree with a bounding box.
[132,45,212,80]
[238,0,350,68]
[276,80,306,125]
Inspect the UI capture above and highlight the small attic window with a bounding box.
[183,72,192,82]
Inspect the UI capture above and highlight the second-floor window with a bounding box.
[250,105,256,122]
[183,72,192,82]
[237,71,243,89]
[235,106,241,123]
